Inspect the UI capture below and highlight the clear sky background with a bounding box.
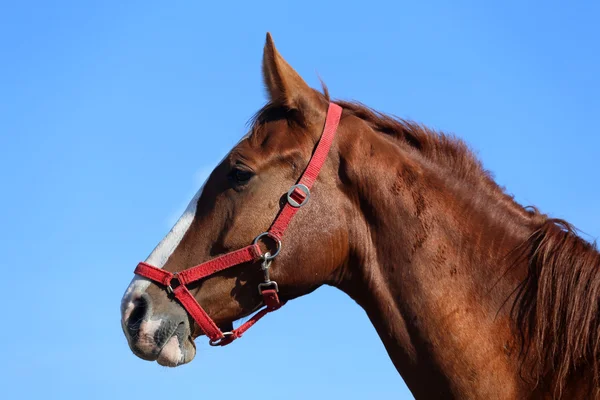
[1,1,598,399]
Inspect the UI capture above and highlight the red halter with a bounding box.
[133,103,343,346]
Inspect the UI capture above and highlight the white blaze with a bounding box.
[145,186,204,269]
[120,186,204,316]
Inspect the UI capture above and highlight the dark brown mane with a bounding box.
[337,100,484,183]
[336,100,544,224]
[511,218,600,394]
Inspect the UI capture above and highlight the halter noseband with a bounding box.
[133,103,343,346]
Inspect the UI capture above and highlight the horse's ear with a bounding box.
[262,33,321,113]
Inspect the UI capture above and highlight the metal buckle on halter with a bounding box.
[258,281,279,294]
[287,184,310,208]
[208,331,235,347]
[166,274,181,295]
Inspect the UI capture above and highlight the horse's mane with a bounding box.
[251,96,600,392]
[511,218,600,393]
[337,100,486,183]
[337,100,538,221]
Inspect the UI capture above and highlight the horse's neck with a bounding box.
[334,126,538,398]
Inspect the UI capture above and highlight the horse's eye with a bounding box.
[229,167,254,185]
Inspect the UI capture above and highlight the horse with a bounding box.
[120,33,600,399]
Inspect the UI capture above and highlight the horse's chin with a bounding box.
[156,335,196,367]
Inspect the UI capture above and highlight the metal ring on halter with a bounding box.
[287,184,310,208]
[253,232,281,260]
[166,275,180,295]
[209,331,235,346]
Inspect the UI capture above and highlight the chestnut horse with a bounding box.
[120,34,600,399]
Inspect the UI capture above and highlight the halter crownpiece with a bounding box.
[133,102,343,346]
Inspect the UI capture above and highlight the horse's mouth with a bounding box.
[155,321,234,367]
[156,323,196,367]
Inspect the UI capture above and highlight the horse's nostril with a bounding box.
[126,294,151,338]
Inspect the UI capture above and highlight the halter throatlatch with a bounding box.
[133,103,343,346]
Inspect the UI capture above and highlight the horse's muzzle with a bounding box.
[121,292,195,367]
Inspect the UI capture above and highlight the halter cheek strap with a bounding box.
[133,103,343,346]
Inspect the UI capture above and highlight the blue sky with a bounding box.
[1,1,598,399]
